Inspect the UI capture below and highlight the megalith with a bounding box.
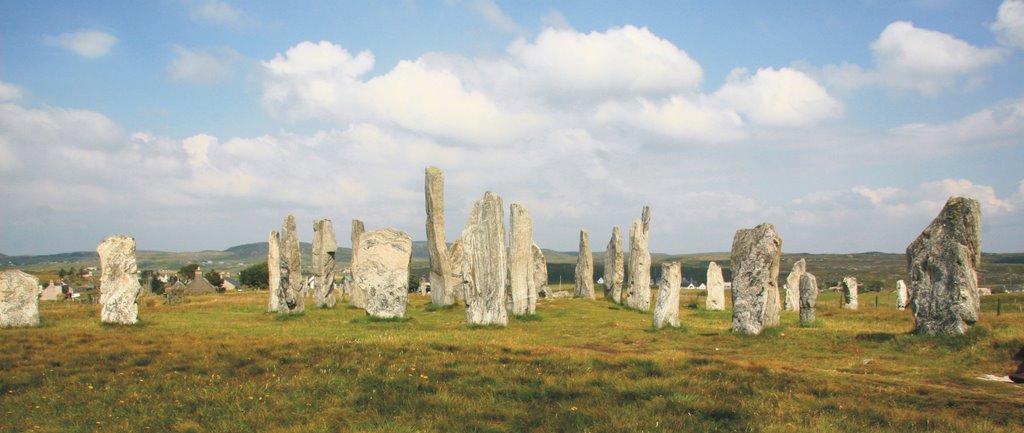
[907,196,982,335]
[784,258,806,312]
[841,277,858,310]
[425,166,455,306]
[799,272,818,324]
[267,230,282,312]
[575,230,595,299]
[652,261,682,329]
[706,261,725,311]
[355,228,413,319]
[896,279,909,310]
[97,235,143,324]
[278,214,304,314]
[604,226,624,303]
[730,223,782,335]
[531,243,549,299]
[462,192,508,326]
[312,219,337,308]
[349,219,367,308]
[509,203,536,315]
[625,206,652,311]
[0,270,40,328]
[448,239,470,303]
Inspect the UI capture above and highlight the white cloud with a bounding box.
[0,81,22,101]
[884,97,1024,154]
[593,96,746,142]
[188,0,252,27]
[713,67,843,126]
[921,179,1015,214]
[44,29,117,59]
[168,46,241,84]
[992,0,1024,49]
[182,134,215,168]
[470,0,523,34]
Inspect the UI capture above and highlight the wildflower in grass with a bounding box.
[571,406,578,411]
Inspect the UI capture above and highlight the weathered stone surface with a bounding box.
[448,239,470,303]
[97,235,143,324]
[355,228,413,319]
[0,270,40,328]
[907,196,982,335]
[425,166,456,306]
[896,279,909,310]
[462,192,508,326]
[706,262,725,311]
[652,262,681,329]
[730,223,782,335]
[575,230,595,299]
[418,277,427,295]
[509,203,536,315]
[531,243,550,299]
[604,226,625,303]
[312,219,338,308]
[349,219,367,308]
[625,206,652,311]
[799,272,818,324]
[278,214,304,314]
[784,259,806,312]
[267,230,282,312]
[841,277,859,310]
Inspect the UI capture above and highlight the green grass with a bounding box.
[2,290,1023,432]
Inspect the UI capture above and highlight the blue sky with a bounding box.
[1,0,1023,256]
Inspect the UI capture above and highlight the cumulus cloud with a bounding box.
[0,81,22,101]
[168,46,242,84]
[992,0,1024,49]
[470,0,523,34]
[44,29,117,58]
[713,67,843,126]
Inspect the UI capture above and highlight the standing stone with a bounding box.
[418,277,427,295]
[531,243,549,299]
[0,270,40,327]
[97,235,143,324]
[574,230,595,299]
[730,223,782,335]
[652,262,682,329]
[312,219,337,308]
[896,279,909,310]
[625,206,652,311]
[349,219,367,308]
[462,192,508,326]
[425,166,456,306]
[841,277,858,310]
[508,203,536,315]
[907,196,982,335]
[278,214,304,314]
[799,272,819,324]
[784,258,806,312]
[267,231,282,312]
[355,228,413,319]
[448,239,470,303]
[706,262,725,311]
[604,226,625,303]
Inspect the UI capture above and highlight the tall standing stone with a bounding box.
[349,219,367,308]
[730,223,782,335]
[784,258,806,312]
[531,243,549,299]
[799,272,818,324]
[448,239,470,303]
[0,270,40,328]
[355,228,413,319]
[706,262,725,311]
[604,226,624,303]
[906,196,982,335]
[652,262,682,329]
[97,235,143,324]
[508,203,536,315]
[896,279,909,310]
[575,230,595,299]
[425,166,456,306]
[312,219,337,308]
[625,206,652,311]
[267,230,281,312]
[463,192,508,326]
[841,277,858,310]
[278,214,303,314]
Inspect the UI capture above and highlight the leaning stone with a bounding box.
[625,206,652,311]
[97,235,144,325]
[841,277,858,310]
[784,259,806,312]
[311,219,338,308]
[652,262,682,329]
[354,228,413,319]
[462,192,508,326]
[604,226,624,303]
[349,219,367,308]
[705,262,726,311]
[575,230,595,299]
[278,214,304,314]
[425,166,456,306]
[532,243,550,299]
[0,270,40,327]
[896,279,909,310]
[509,203,536,314]
[730,223,782,335]
[267,230,282,312]
[799,272,818,324]
[907,196,982,335]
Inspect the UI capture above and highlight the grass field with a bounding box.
[2,286,1023,433]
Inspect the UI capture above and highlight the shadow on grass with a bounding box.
[799,318,826,328]
[856,332,898,343]
[350,316,413,324]
[645,323,689,334]
[465,323,507,330]
[424,303,457,312]
[273,312,305,321]
[512,314,543,322]
[99,318,151,328]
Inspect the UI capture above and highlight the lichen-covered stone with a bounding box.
[706,262,725,311]
[349,219,367,308]
[799,272,818,324]
[425,166,456,306]
[462,192,508,326]
[841,277,858,310]
[0,270,40,328]
[267,230,281,312]
[652,262,681,329]
[730,223,782,335]
[278,214,303,314]
[625,206,652,311]
[448,239,470,303]
[575,230,595,299]
[531,243,549,299]
[896,279,909,310]
[604,226,624,303]
[312,219,337,308]
[907,196,982,335]
[355,228,413,319]
[97,235,143,324]
[509,203,536,314]
[784,259,806,312]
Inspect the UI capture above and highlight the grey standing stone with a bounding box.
[907,196,982,335]
[625,206,652,311]
[312,219,337,308]
[418,277,427,295]
[509,203,536,315]
[706,262,725,311]
[0,270,40,328]
[841,277,858,310]
[896,279,909,310]
[604,226,624,303]
[784,258,806,312]
[799,272,818,324]
[268,230,282,312]
[575,230,595,299]
[730,223,782,335]
[425,166,456,306]
[448,239,470,303]
[355,228,413,319]
[97,235,143,324]
[462,192,508,326]
[349,219,367,308]
[652,262,682,329]
[278,214,304,314]
[531,243,549,299]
